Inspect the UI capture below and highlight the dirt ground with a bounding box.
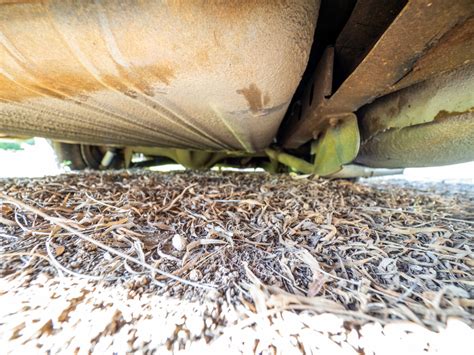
[0,171,473,354]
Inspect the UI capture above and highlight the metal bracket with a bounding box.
[282,47,335,148]
[311,113,360,176]
[267,113,360,176]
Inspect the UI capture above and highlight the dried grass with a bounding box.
[0,171,472,353]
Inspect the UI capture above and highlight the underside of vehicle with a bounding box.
[0,0,473,175]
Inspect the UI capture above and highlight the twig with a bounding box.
[0,192,214,290]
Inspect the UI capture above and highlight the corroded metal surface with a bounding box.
[282,0,474,148]
[392,16,474,92]
[334,0,406,80]
[0,0,318,151]
[358,65,474,141]
[356,65,474,168]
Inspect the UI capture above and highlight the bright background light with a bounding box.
[0,138,62,178]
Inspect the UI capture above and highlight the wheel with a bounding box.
[51,142,124,170]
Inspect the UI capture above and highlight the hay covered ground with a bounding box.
[0,171,473,354]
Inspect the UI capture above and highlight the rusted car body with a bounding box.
[0,0,473,173]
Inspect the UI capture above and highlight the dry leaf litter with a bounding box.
[0,171,472,354]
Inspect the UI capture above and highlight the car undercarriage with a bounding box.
[0,0,472,175]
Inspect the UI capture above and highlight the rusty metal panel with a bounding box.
[334,0,406,80]
[359,65,474,140]
[391,16,474,92]
[282,0,474,148]
[0,0,318,151]
[356,64,474,168]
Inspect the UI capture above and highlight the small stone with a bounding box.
[103,252,113,261]
[189,269,202,282]
[172,234,187,251]
[206,289,220,301]
[70,261,81,269]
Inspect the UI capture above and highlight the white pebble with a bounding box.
[189,269,202,282]
[172,234,187,251]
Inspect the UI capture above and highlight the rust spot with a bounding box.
[0,71,103,102]
[106,62,175,96]
[237,83,270,114]
[0,62,175,102]
[195,48,210,66]
[116,66,153,96]
[263,94,270,106]
[434,109,473,122]
[148,64,175,86]
[27,84,62,100]
[100,73,126,93]
[115,64,174,97]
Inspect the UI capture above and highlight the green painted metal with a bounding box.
[357,65,474,168]
[311,113,360,176]
[267,114,360,176]
[265,149,315,174]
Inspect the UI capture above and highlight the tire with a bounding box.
[51,142,124,170]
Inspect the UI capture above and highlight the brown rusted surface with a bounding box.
[282,0,474,148]
[281,46,334,141]
[236,84,271,115]
[392,16,474,92]
[334,0,407,80]
[0,0,318,151]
